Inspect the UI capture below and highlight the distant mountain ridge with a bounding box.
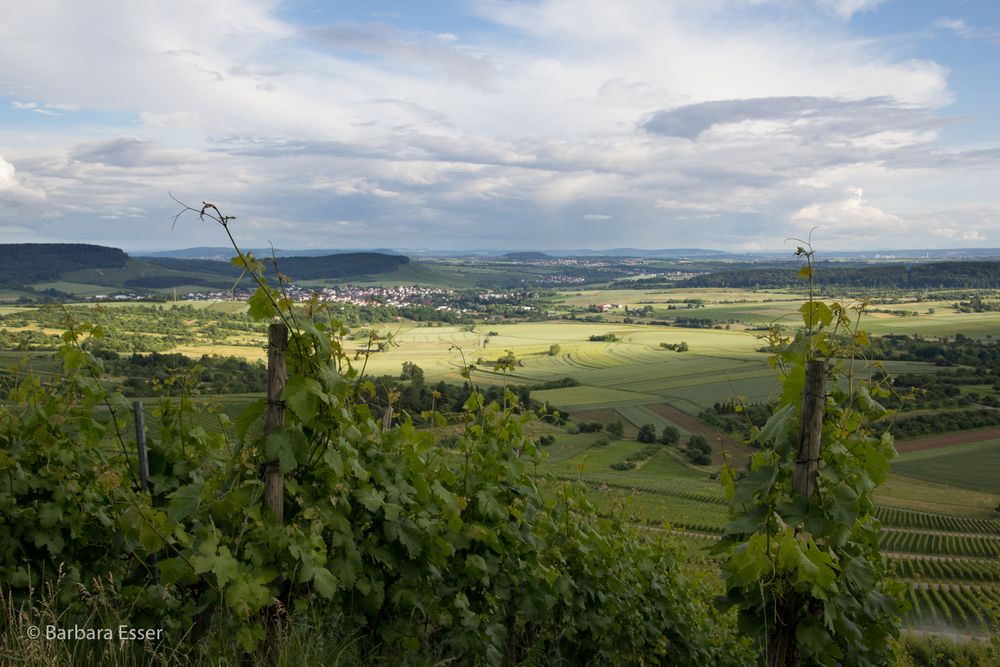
[0,243,410,292]
[138,246,402,261]
[0,243,128,287]
[135,253,410,286]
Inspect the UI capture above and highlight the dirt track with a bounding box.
[895,427,1000,454]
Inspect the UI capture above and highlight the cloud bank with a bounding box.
[0,0,997,250]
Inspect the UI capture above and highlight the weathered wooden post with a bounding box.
[767,359,827,667]
[264,322,288,523]
[793,359,826,498]
[132,400,159,586]
[262,322,288,662]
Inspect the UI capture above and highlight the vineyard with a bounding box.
[538,433,1000,636]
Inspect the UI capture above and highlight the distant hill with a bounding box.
[271,253,409,280]
[0,243,128,286]
[677,261,1000,290]
[140,246,401,260]
[502,252,553,260]
[134,252,410,286]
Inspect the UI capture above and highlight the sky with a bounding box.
[1,0,1000,252]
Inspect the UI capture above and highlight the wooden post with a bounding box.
[793,359,826,498]
[133,400,159,586]
[264,323,288,523]
[263,323,288,662]
[767,360,826,667]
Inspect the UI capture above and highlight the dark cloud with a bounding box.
[71,137,188,168]
[642,96,949,140]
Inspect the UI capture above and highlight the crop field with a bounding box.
[875,474,999,519]
[891,438,1000,494]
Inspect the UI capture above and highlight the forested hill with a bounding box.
[678,261,1000,289]
[0,243,128,286]
[136,252,409,286]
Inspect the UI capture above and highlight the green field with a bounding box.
[893,439,1000,494]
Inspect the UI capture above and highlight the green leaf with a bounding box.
[37,502,63,527]
[235,398,266,441]
[264,429,297,473]
[323,447,344,477]
[357,486,385,512]
[224,574,272,616]
[755,403,796,449]
[248,286,276,321]
[283,375,325,424]
[212,545,241,589]
[167,480,204,522]
[311,566,339,599]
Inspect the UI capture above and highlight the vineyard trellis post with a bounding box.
[792,359,826,497]
[263,322,288,662]
[265,322,288,523]
[132,399,159,586]
[767,358,827,667]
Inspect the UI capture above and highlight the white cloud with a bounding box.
[0,155,46,205]
[583,213,612,220]
[815,0,885,21]
[792,187,902,236]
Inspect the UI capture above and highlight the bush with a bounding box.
[661,425,680,445]
[577,421,604,433]
[685,435,712,465]
[637,423,657,443]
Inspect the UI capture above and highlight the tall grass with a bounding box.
[0,568,449,666]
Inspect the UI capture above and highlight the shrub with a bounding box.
[686,435,712,465]
[637,423,658,443]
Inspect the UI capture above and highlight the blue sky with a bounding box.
[1,0,999,251]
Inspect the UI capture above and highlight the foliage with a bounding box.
[637,423,658,443]
[660,425,680,446]
[0,243,128,287]
[0,321,136,600]
[713,248,906,666]
[576,421,604,433]
[678,260,1000,290]
[685,435,712,465]
[607,420,625,439]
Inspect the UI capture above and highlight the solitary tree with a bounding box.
[685,435,712,465]
[660,425,680,445]
[607,420,624,439]
[637,423,657,443]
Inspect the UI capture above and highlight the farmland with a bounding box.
[2,278,1000,641]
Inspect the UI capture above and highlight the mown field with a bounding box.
[3,286,1000,638]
